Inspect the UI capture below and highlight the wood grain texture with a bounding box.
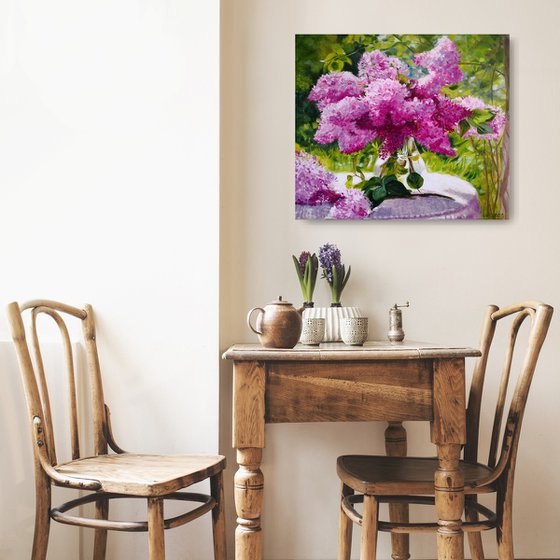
[233,362,265,448]
[210,473,227,560]
[148,497,165,560]
[430,359,466,445]
[338,483,353,560]
[334,302,554,560]
[361,496,379,560]
[224,342,480,362]
[266,360,433,423]
[7,300,228,560]
[234,448,264,560]
[55,453,225,497]
[385,423,410,560]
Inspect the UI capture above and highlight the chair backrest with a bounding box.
[464,301,553,481]
[7,300,108,467]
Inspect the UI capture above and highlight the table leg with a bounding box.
[385,422,410,560]
[234,448,264,560]
[435,443,465,560]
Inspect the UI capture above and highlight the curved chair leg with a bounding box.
[31,475,51,560]
[210,472,227,560]
[148,497,165,560]
[93,496,109,559]
[360,495,378,560]
[338,484,353,560]
[465,496,485,560]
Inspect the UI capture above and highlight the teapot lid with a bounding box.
[270,296,292,306]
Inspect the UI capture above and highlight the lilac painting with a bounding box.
[295,35,509,220]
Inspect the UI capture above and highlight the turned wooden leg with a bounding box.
[210,472,227,560]
[147,497,165,560]
[465,496,485,560]
[31,474,51,560]
[435,444,465,560]
[234,448,264,560]
[385,422,410,560]
[338,483,353,560]
[360,495,378,560]
[93,496,109,560]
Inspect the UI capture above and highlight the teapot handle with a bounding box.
[247,307,265,335]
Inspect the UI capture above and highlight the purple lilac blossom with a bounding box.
[295,151,342,205]
[328,189,371,219]
[318,243,342,283]
[358,50,409,82]
[457,96,507,140]
[309,36,502,159]
[314,97,376,154]
[308,72,363,110]
[413,36,463,97]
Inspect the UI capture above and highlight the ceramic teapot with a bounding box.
[247,296,302,348]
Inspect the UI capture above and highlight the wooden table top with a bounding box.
[223,341,481,361]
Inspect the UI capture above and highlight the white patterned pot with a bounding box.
[302,306,362,342]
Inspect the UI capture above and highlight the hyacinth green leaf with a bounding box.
[346,175,354,189]
[292,255,304,281]
[331,265,340,304]
[333,45,346,55]
[407,172,424,190]
[309,254,318,295]
[341,265,351,291]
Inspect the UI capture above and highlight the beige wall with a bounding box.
[220,0,560,558]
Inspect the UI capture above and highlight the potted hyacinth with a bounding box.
[302,243,361,342]
[318,243,351,307]
[292,251,319,308]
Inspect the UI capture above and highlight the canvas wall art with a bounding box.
[295,34,509,220]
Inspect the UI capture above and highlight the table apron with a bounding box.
[264,359,434,424]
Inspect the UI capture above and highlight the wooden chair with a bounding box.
[7,300,226,560]
[337,301,553,560]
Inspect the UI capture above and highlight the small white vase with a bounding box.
[302,306,362,342]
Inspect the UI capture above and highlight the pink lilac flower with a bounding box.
[413,36,463,96]
[314,97,376,154]
[358,50,409,82]
[328,189,371,219]
[308,71,363,110]
[456,96,507,140]
[308,36,506,159]
[295,151,342,205]
[365,80,437,156]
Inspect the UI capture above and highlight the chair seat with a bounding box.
[337,455,496,495]
[55,453,226,497]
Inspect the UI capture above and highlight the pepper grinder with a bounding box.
[388,301,409,342]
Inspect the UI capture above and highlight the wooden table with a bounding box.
[223,341,480,560]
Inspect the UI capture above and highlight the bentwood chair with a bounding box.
[337,301,553,560]
[7,300,226,560]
